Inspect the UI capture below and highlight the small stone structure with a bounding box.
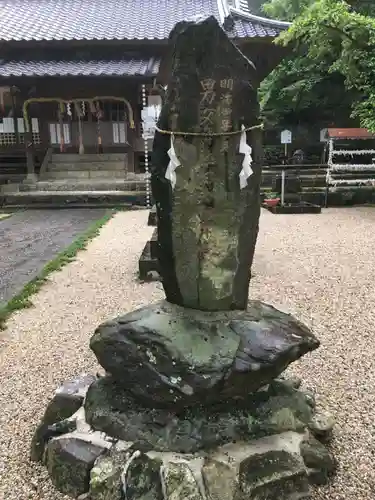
[147,205,157,226]
[31,17,336,499]
[138,205,160,280]
[138,228,160,281]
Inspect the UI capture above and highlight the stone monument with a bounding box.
[31,17,336,499]
[138,226,160,281]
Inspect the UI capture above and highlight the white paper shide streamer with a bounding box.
[239,125,253,189]
[165,126,253,189]
[165,134,181,189]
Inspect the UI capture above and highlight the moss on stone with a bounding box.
[163,462,203,500]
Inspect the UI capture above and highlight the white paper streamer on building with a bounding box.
[31,118,39,133]
[49,123,57,144]
[239,124,253,189]
[326,137,375,187]
[3,117,14,133]
[17,118,25,133]
[327,172,375,187]
[165,134,180,189]
[112,122,120,144]
[63,123,70,144]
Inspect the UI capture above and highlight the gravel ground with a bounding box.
[0,209,106,304]
[0,207,374,499]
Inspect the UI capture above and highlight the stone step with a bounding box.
[262,180,327,189]
[300,186,326,192]
[22,179,146,193]
[1,190,147,208]
[261,189,326,206]
[262,185,326,191]
[48,161,126,171]
[261,188,375,207]
[43,170,126,180]
[263,170,327,177]
[51,153,126,163]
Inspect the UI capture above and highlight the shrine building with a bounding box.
[0,0,289,206]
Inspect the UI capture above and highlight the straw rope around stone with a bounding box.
[155,123,263,137]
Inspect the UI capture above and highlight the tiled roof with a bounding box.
[228,16,284,38]
[0,0,289,42]
[227,5,291,38]
[0,58,161,77]
[0,0,221,41]
[327,128,375,140]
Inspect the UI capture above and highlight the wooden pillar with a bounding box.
[127,126,135,174]
[75,101,85,154]
[23,100,36,182]
[10,87,19,146]
[25,118,36,181]
[58,103,65,153]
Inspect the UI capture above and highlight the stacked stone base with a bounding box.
[31,374,335,499]
[31,300,336,499]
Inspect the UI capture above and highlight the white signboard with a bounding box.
[17,118,25,133]
[112,122,126,144]
[142,126,155,140]
[320,128,328,142]
[142,117,156,140]
[3,117,14,133]
[141,105,161,140]
[148,95,162,107]
[49,123,71,145]
[31,118,39,133]
[281,129,292,144]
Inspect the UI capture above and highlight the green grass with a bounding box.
[0,213,12,221]
[0,209,116,330]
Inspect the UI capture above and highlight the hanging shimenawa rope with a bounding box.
[155,122,263,137]
[22,96,135,131]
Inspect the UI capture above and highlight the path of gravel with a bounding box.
[0,207,374,499]
[0,209,107,305]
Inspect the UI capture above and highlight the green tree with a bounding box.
[260,53,355,128]
[241,0,267,16]
[278,0,375,131]
[263,0,313,21]
[259,0,354,129]
[349,0,375,16]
